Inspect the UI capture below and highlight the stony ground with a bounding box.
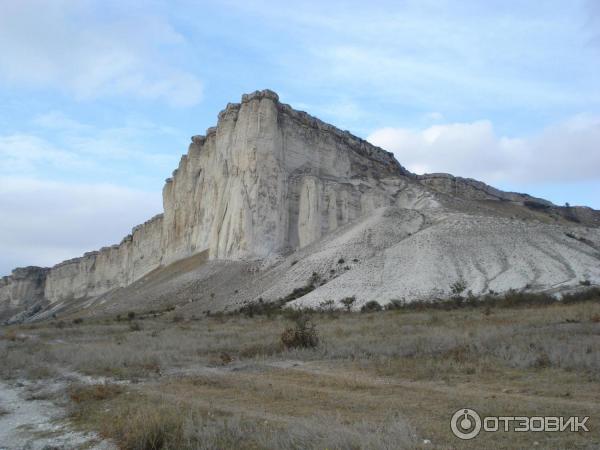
[0,379,114,449]
[1,297,599,449]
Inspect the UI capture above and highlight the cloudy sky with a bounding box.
[1,0,599,275]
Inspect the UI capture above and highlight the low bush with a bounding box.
[319,300,335,311]
[310,272,321,285]
[385,299,405,310]
[450,280,467,296]
[388,287,600,312]
[284,284,316,302]
[361,301,382,313]
[239,298,282,318]
[561,287,600,304]
[281,315,319,349]
[340,296,356,312]
[238,281,318,318]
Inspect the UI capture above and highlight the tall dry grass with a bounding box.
[1,299,599,382]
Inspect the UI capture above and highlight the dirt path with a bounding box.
[0,380,114,450]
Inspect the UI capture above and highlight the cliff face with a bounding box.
[2,90,417,311]
[4,89,599,321]
[43,214,164,302]
[0,267,48,306]
[161,90,410,263]
[0,267,48,321]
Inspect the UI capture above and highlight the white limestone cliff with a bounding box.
[1,90,422,311]
[2,89,600,321]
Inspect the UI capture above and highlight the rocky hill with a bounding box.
[2,90,600,322]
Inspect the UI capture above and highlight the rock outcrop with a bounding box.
[161,90,413,263]
[1,90,427,315]
[0,267,48,322]
[416,173,552,204]
[0,267,48,307]
[2,89,600,320]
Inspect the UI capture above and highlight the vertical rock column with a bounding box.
[161,91,290,261]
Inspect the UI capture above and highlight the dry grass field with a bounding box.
[1,295,599,449]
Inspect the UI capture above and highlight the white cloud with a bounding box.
[368,114,600,184]
[0,110,182,275]
[0,134,91,174]
[0,0,203,107]
[0,177,162,275]
[33,111,92,132]
[226,1,600,115]
[0,111,182,182]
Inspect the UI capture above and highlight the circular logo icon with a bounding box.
[451,408,482,440]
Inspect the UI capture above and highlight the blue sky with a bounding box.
[1,0,599,274]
